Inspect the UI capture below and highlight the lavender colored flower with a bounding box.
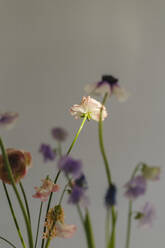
[51,127,68,142]
[75,174,88,190]
[39,144,56,162]
[68,186,84,204]
[58,156,82,178]
[0,112,19,129]
[105,184,117,207]
[124,176,147,200]
[137,202,156,228]
[85,75,128,102]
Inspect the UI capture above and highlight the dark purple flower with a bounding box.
[105,184,117,207]
[39,144,56,162]
[58,156,82,178]
[75,174,88,190]
[124,176,147,200]
[51,127,68,142]
[0,112,19,129]
[85,75,128,101]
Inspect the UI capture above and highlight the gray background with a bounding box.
[0,0,164,247]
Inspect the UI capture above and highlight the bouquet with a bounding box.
[0,75,160,248]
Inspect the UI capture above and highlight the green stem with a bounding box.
[105,208,111,246]
[2,183,26,248]
[34,202,43,248]
[0,138,34,248]
[84,209,96,248]
[125,201,132,248]
[125,163,142,248]
[19,182,31,225]
[58,183,68,205]
[98,93,111,185]
[0,236,17,248]
[41,115,88,248]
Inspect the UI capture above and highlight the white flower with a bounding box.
[137,202,156,228]
[70,96,108,122]
[85,75,128,102]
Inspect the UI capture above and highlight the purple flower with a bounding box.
[39,144,56,162]
[85,75,128,102]
[124,176,147,200]
[105,184,117,207]
[51,127,68,142]
[75,174,88,190]
[68,186,84,204]
[137,202,156,228]
[0,112,19,129]
[58,156,82,178]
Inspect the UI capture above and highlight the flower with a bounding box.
[58,156,82,179]
[136,202,156,228]
[70,96,108,122]
[39,144,56,162]
[51,127,68,142]
[85,75,128,102]
[105,184,117,207]
[0,112,19,129]
[75,174,88,190]
[142,164,161,181]
[32,177,60,202]
[0,149,32,184]
[68,185,88,206]
[124,176,147,200]
[43,205,76,239]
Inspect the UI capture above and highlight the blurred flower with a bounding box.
[68,186,88,206]
[51,127,68,142]
[75,174,88,190]
[70,96,108,122]
[58,156,82,179]
[0,112,19,129]
[105,184,117,207]
[136,202,156,228]
[39,144,56,162]
[0,149,32,184]
[142,164,161,181]
[124,176,147,200]
[85,75,128,102]
[43,205,76,239]
[32,177,60,202]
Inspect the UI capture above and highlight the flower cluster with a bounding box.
[32,177,60,202]
[43,205,76,239]
[0,149,32,184]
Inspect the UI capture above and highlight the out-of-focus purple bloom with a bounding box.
[105,184,117,207]
[75,174,88,190]
[137,202,156,228]
[68,186,88,206]
[124,176,147,200]
[0,112,19,129]
[85,75,128,102]
[58,156,82,179]
[51,127,68,142]
[39,144,56,162]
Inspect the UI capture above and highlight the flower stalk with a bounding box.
[0,137,34,248]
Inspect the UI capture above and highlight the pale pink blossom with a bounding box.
[138,202,156,228]
[70,96,108,122]
[55,221,77,238]
[32,178,59,202]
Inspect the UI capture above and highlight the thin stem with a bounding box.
[19,181,31,225]
[2,183,26,248]
[98,93,111,185]
[0,138,34,248]
[41,115,88,248]
[58,183,68,205]
[84,209,96,248]
[34,202,43,248]
[0,236,17,248]
[105,208,110,246]
[125,201,132,248]
[125,163,142,248]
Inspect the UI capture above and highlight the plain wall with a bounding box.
[0,1,165,247]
